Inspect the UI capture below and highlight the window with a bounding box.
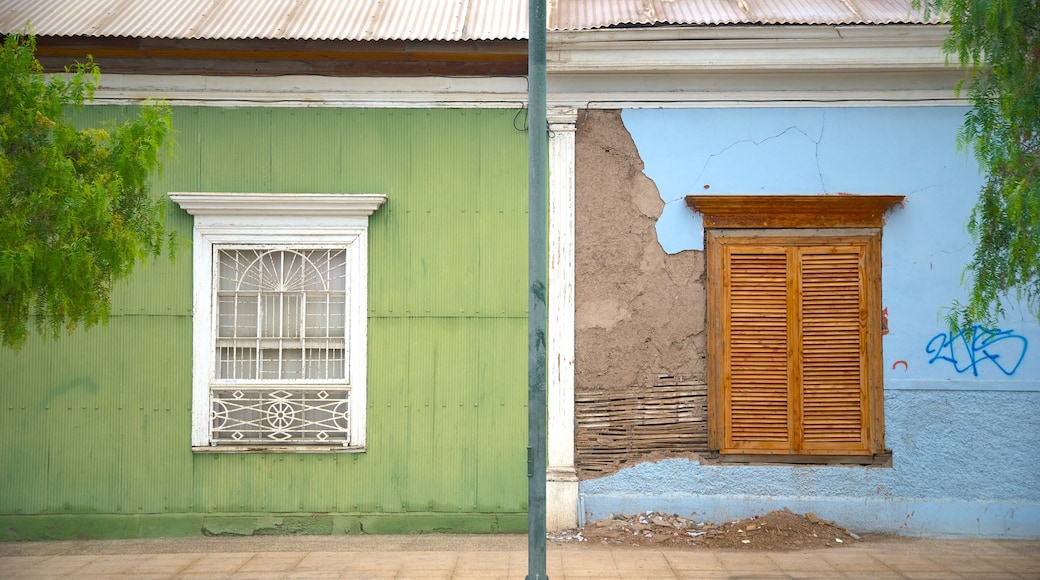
[688,195,902,460]
[170,193,386,451]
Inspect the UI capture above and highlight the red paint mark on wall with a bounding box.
[892,360,908,371]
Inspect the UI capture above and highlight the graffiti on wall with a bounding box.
[926,326,1028,376]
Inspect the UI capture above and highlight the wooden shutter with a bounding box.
[724,248,792,452]
[798,247,870,454]
[709,234,880,456]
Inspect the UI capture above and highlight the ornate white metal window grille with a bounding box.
[211,388,351,444]
[211,248,351,444]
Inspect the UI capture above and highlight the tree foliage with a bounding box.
[0,34,174,350]
[916,0,1040,328]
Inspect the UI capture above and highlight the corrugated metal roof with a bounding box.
[0,0,529,41]
[0,0,941,41]
[547,0,941,30]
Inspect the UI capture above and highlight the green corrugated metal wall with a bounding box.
[0,106,528,535]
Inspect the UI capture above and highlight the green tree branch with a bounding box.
[0,34,175,350]
[915,0,1040,329]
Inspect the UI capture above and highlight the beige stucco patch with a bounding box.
[574,109,707,391]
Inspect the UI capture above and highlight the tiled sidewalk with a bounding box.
[1,534,1038,579]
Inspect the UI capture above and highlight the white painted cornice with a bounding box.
[546,24,966,107]
[91,75,528,107]
[548,25,954,73]
[169,192,387,217]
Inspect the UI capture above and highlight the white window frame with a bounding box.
[170,193,386,452]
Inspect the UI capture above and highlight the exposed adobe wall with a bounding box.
[573,109,707,404]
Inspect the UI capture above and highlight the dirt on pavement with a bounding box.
[549,508,875,551]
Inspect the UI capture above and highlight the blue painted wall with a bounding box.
[579,107,1040,537]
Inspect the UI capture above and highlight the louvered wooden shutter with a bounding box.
[712,238,876,456]
[797,247,870,454]
[724,249,792,452]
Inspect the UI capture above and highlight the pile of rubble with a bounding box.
[548,508,862,550]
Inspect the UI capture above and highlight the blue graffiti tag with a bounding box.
[925,326,1028,377]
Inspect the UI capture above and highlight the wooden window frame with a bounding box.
[688,195,903,461]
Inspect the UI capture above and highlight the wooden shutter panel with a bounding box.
[711,236,880,457]
[798,247,870,454]
[724,249,792,451]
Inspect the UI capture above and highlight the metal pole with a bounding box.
[526,0,548,578]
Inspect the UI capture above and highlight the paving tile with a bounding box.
[14,554,94,577]
[610,550,672,565]
[785,573,853,580]
[674,572,735,579]
[958,574,1039,580]
[611,549,674,576]
[178,552,253,574]
[897,573,973,580]
[323,551,402,572]
[391,550,459,570]
[453,550,514,573]
[396,571,453,580]
[663,551,726,572]
[294,551,359,571]
[324,573,396,580]
[715,551,778,573]
[545,563,566,578]
[873,554,952,574]
[125,553,200,575]
[235,552,307,573]
[818,551,896,573]
[931,555,1022,574]
[0,556,55,578]
[558,570,624,578]
[987,556,1040,575]
[560,556,623,578]
[73,554,143,576]
[768,551,842,574]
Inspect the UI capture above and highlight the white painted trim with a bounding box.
[547,25,953,71]
[547,91,968,110]
[547,107,578,530]
[546,24,967,108]
[91,74,528,107]
[168,192,387,217]
[549,24,951,43]
[170,192,386,450]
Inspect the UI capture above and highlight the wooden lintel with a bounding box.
[686,194,905,229]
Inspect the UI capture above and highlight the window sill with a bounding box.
[702,451,892,468]
[192,445,366,454]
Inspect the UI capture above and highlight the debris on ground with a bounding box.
[548,508,862,550]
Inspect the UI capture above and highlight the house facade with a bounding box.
[0,0,534,539]
[543,6,1040,537]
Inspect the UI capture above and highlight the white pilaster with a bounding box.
[547,107,579,530]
